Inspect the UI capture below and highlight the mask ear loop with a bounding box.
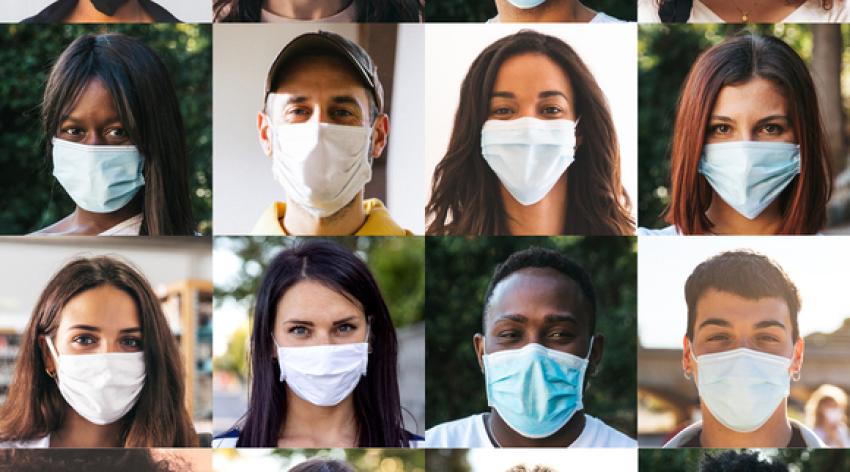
[44,335,59,379]
[684,340,696,380]
[585,335,597,376]
[365,317,373,354]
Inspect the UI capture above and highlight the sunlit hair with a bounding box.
[213,0,421,21]
[804,384,849,428]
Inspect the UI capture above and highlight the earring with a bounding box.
[683,370,691,380]
[45,368,56,379]
[791,370,801,382]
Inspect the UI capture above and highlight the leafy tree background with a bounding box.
[425,236,637,437]
[0,24,212,234]
[425,0,636,22]
[639,24,849,229]
[639,448,850,471]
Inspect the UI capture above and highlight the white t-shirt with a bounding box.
[425,413,637,447]
[638,0,849,23]
[0,435,50,448]
[98,214,143,236]
[488,11,624,23]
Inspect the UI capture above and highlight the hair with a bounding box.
[482,247,596,336]
[0,449,189,472]
[236,240,408,447]
[41,33,195,235]
[426,30,633,236]
[655,0,833,22]
[288,459,356,472]
[684,250,800,342]
[0,256,198,446]
[805,384,849,428]
[213,0,421,22]
[699,451,787,472]
[665,32,831,234]
[507,466,557,472]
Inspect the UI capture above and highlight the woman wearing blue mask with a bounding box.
[213,240,421,447]
[639,32,832,236]
[425,247,636,448]
[33,33,195,236]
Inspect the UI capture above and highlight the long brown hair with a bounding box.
[0,256,198,446]
[665,32,831,234]
[426,30,634,236]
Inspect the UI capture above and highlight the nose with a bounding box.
[82,133,105,146]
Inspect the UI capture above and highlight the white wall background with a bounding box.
[0,0,212,22]
[212,24,425,235]
[425,23,639,225]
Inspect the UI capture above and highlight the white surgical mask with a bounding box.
[275,336,369,407]
[52,138,145,214]
[481,117,577,206]
[825,407,844,424]
[691,346,792,433]
[270,121,373,218]
[506,0,546,9]
[45,336,146,425]
[699,141,801,220]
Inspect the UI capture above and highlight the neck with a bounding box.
[69,0,150,23]
[280,387,358,447]
[488,410,586,447]
[263,0,351,19]
[51,409,124,447]
[502,174,567,235]
[67,195,142,235]
[704,198,783,235]
[497,0,595,22]
[700,402,792,447]
[282,194,366,236]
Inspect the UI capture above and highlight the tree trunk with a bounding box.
[811,24,846,174]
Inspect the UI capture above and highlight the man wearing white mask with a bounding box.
[665,250,824,447]
[253,31,411,236]
[487,0,624,23]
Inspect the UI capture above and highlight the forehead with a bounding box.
[711,77,787,117]
[272,55,369,102]
[487,267,585,320]
[64,77,119,119]
[491,52,574,97]
[276,279,365,324]
[694,288,791,331]
[57,285,140,329]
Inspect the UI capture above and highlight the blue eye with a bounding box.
[72,334,96,345]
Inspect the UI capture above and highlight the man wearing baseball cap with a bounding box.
[253,30,411,236]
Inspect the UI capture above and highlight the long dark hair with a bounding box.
[41,33,195,235]
[0,256,198,447]
[665,32,831,234]
[656,0,833,22]
[213,0,421,22]
[236,240,407,447]
[426,30,634,236]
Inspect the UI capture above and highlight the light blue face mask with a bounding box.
[52,138,145,214]
[506,0,546,9]
[698,141,801,220]
[483,337,593,439]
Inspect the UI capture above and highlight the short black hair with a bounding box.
[685,250,800,341]
[482,247,596,335]
[700,451,788,472]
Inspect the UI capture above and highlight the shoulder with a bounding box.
[251,202,287,235]
[425,413,490,448]
[141,0,181,22]
[360,199,411,236]
[212,428,240,448]
[576,415,637,447]
[636,0,662,22]
[590,12,626,23]
[662,421,702,448]
[792,419,827,447]
[637,225,680,236]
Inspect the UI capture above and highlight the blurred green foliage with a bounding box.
[425,0,635,22]
[638,24,814,229]
[0,24,211,234]
[639,448,850,471]
[217,448,426,472]
[425,236,636,437]
[425,450,470,472]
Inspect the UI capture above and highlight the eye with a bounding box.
[548,330,575,340]
[491,106,513,117]
[760,124,784,135]
[757,334,780,343]
[541,105,563,115]
[496,329,521,340]
[121,337,143,349]
[706,334,729,342]
[709,124,732,135]
[332,109,355,118]
[61,127,84,137]
[72,334,97,346]
[336,323,356,334]
[288,325,309,337]
[106,128,127,138]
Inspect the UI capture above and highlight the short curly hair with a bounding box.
[700,451,787,472]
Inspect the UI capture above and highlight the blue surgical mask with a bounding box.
[699,141,800,220]
[506,0,546,9]
[483,337,593,438]
[52,138,145,214]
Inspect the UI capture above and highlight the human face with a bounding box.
[684,289,804,378]
[273,280,369,348]
[56,78,132,146]
[44,285,143,359]
[488,53,576,122]
[705,77,795,144]
[474,267,598,367]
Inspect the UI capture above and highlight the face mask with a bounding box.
[271,121,373,218]
[91,0,130,15]
[52,138,145,214]
[699,141,801,220]
[276,338,369,407]
[45,336,146,425]
[506,0,546,9]
[825,407,844,424]
[481,118,577,206]
[483,338,593,438]
[691,346,792,433]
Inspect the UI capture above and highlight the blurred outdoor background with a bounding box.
[212,237,425,436]
[213,449,424,472]
[638,236,850,447]
[425,236,637,438]
[640,449,850,471]
[427,449,637,471]
[0,24,212,235]
[639,24,850,233]
[425,0,636,22]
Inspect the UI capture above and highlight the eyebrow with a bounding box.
[543,313,578,325]
[489,91,569,101]
[754,320,786,330]
[697,318,732,330]
[67,324,141,334]
[283,316,359,326]
[697,318,787,331]
[709,114,788,123]
[59,115,122,124]
[493,313,528,324]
